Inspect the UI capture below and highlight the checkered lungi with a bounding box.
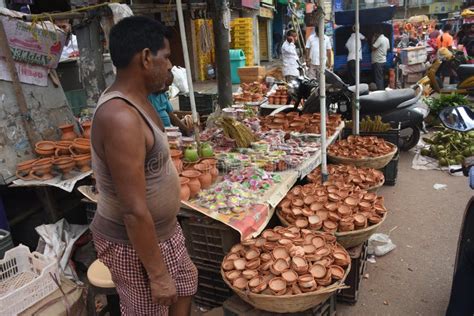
[93,223,198,315]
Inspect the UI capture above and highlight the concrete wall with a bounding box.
[0,79,75,184]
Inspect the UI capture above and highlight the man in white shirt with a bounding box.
[345,27,365,85]
[281,30,300,82]
[305,28,332,79]
[371,31,390,90]
[55,19,79,61]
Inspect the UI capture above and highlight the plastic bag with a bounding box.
[367,233,396,257]
[172,66,189,94]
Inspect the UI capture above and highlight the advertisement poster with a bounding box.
[0,58,48,86]
[0,15,66,69]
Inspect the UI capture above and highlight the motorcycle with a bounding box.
[422,50,474,95]
[272,66,429,151]
[441,105,474,315]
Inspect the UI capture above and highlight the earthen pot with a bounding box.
[53,156,76,179]
[74,154,92,172]
[179,177,191,201]
[31,158,54,180]
[181,170,201,198]
[35,141,56,157]
[170,149,183,174]
[201,158,219,182]
[59,123,78,141]
[193,163,212,189]
[268,277,287,295]
[16,159,38,180]
[55,141,73,157]
[81,121,92,139]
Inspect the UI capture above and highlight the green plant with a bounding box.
[423,94,469,117]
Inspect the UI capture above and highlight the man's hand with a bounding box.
[150,272,177,306]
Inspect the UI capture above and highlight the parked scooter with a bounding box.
[423,49,474,95]
[441,106,474,316]
[272,68,429,151]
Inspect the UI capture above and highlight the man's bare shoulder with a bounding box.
[94,98,141,131]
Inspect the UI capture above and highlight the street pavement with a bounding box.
[337,150,472,315]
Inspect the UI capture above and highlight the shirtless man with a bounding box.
[90,16,197,315]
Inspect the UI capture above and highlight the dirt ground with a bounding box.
[198,150,472,316]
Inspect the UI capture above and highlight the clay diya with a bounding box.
[31,158,54,180]
[74,154,92,172]
[35,141,56,157]
[53,156,76,179]
[16,159,38,181]
[268,277,287,295]
[55,141,73,157]
[70,138,91,155]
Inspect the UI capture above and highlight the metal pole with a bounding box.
[176,0,201,144]
[318,0,327,182]
[353,0,360,135]
[212,0,233,107]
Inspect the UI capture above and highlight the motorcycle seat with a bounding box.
[359,89,416,113]
[348,84,369,96]
[457,65,474,82]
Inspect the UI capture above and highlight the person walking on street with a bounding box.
[90,16,197,315]
[305,27,332,79]
[371,31,390,90]
[281,30,300,82]
[345,26,365,85]
[436,24,454,49]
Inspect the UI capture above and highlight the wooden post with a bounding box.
[212,0,232,107]
[75,16,106,108]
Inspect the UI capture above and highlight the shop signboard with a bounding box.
[0,15,66,69]
[242,0,259,9]
[259,6,273,18]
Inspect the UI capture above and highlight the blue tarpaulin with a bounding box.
[335,6,396,25]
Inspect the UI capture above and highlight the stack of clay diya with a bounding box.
[233,82,267,104]
[222,226,350,296]
[328,135,395,159]
[268,86,289,105]
[16,122,92,181]
[260,113,341,136]
[308,164,385,191]
[277,182,387,233]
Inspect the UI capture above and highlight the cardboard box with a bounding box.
[237,66,266,77]
[400,46,427,65]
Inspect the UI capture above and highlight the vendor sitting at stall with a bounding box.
[148,87,192,136]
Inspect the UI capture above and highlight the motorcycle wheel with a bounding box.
[399,126,420,151]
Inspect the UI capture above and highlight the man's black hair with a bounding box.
[286,29,297,37]
[435,24,441,30]
[443,23,452,32]
[109,16,170,69]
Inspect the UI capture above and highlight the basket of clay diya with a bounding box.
[276,183,387,249]
[308,164,385,192]
[327,135,397,170]
[221,226,350,313]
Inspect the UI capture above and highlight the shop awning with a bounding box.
[335,5,396,25]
